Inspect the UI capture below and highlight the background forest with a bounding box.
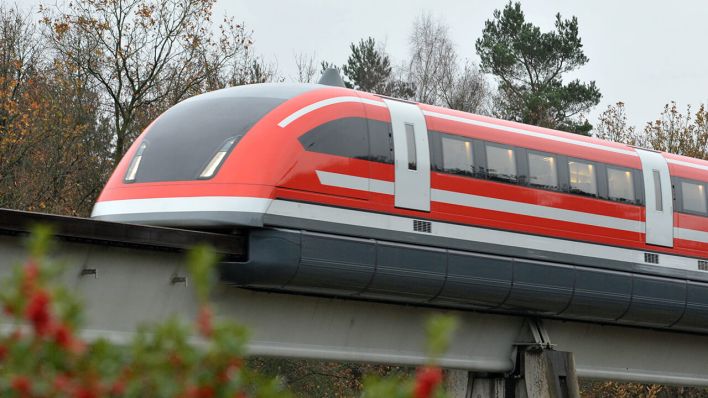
[0,0,707,396]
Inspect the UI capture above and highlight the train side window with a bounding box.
[486,143,517,183]
[568,159,598,197]
[653,170,663,211]
[405,123,417,170]
[298,117,369,161]
[441,135,475,177]
[681,180,707,215]
[528,152,558,189]
[607,167,635,203]
[367,119,393,164]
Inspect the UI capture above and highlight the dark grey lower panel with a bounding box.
[219,228,708,334]
[263,212,708,283]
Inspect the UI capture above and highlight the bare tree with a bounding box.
[407,13,491,112]
[408,13,456,104]
[0,5,112,216]
[644,102,708,159]
[294,52,318,83]
[594,102,644,146]
[439,61,491,114]
[0,5,43,169]
[42,0,258,165]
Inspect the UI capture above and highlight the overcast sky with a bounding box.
[214,0,708,131]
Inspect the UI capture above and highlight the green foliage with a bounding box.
[333,37,415,98]
[342,37,392,93]
[476,1,601,135]
[320,61,341,75]
[425,315,457,362]
[0,228,291,397]
[187,244,220,303]
[0,228,458,397]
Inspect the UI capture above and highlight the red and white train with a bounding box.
[92,81,708,332]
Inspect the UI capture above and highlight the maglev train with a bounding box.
[91,77,708,333]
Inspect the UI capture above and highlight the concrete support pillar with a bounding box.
[468,376,506,398]
[445,370,506,398]
[446,350,579,398]
[513,349,580,398]
[445,369,471,398]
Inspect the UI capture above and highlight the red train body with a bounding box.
[92,83,708,332]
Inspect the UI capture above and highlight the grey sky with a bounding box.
[215,0,708,131]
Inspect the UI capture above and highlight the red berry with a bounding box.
[11,375,31,395]
[22,260,40,294]
[169,352,184,368]
[414,366,443,398]
[73,385,99,398]
[53,374,71,392]
[53,323,74,349]
[110,379,126,396]
[25,289,52,336]
[197,306,213,338]
[221,358,244,381]
[197,385,215,398]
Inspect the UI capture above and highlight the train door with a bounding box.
[636,148,674,247]
[383,99,430,212]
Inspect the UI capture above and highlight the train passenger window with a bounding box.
[367,119,393,164]
[298,117,369,161]
[653,170,663,211]
[405,123,417,170]
[528,152,558,189]
[441,135,474,177]
[607,167,635,203]
[568,160,597,197]
[682,181,707,215]
[486,144,517,182]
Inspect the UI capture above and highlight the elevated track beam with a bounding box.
[1,209,708,387]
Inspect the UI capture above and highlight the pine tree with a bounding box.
[342,37,392,93]
[476,2,601,135]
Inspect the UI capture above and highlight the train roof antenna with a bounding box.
[318,68,346,87]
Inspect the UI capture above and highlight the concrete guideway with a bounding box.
[2,211,708,391]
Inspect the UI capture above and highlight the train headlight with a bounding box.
[124,141,147,182]
[199,136,241,179]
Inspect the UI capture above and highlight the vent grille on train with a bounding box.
[699,260,708,271]
[413,220,432,233]
[644,253,659,264]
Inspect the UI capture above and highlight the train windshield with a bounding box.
[125,96,283,183]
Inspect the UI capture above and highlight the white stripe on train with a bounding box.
[91,194,706,270]
[316,170,644,234]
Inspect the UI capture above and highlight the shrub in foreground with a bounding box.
[0,227,456,397]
